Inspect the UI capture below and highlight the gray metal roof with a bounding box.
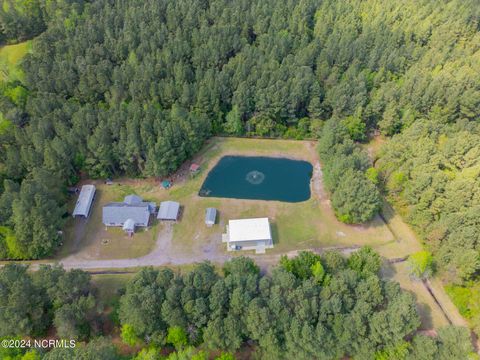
[122,218,135,231]
[103,195,156,227]
[73,185,96,217]
[157,201,180,220]
[205,208,217,224]
[124,194,143,205]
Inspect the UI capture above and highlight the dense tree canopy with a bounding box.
[0,264,99,340]
[115,253,476,359]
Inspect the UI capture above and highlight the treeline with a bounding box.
[116,251,474,359]
[0,251,476,359]
[318,119,381,223]
[0,0,86,44]
[0,264,100,341]
[378,120,480,281]
[0,0,479,259]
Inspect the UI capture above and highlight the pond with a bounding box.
[199,156,313,202]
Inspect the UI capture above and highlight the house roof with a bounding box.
[190,163,200,171]
[228,218,271,242]
[124,194,143,205]
[72,185,96,217]
[157,201,180,220]
[205,208,217,224]
[122,218,135,231]
[102,195,156,226]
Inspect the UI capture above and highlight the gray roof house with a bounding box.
[157,201,180,221]
[72,185,96,218]
[102,195,156,230]
[205,208,217,227]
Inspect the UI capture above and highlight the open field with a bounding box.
[62,137,394,262]
[0,41,29,84]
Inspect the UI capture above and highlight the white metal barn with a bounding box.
[72,185,96,218]
[222,217,273,254]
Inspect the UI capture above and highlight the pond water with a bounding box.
[199,156,312,202]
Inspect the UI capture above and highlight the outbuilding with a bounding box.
[157,201,180,221]
[205,208,217,227]
[222,217,273,254]
[72,185,96,218]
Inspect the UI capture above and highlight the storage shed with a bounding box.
[157,201,180,221]
[205,208,217,227]
[72,185,96,218]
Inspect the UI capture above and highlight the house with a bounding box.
[102,195,156,233]
[205,208,217,227]
[72,185,96,218]
[222,217,273,254]
[157,201,180,221]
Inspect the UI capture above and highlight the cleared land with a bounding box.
[0,41,29,83]
[62,137,394,262]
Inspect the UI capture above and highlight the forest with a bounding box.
[0,0,479,334]
[0,250,477,359]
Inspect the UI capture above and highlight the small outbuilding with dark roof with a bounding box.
[157,201,180,221]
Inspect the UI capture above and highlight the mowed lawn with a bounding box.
[61,137,394,260]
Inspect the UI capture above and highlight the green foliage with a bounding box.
[331,169,381,223]
[0,264,98,340]
[167,326,188,350]
[375,341,410,360]
[407,251,434,279]
[348,246,382,278]
[342,113,367,142]
[224,106,243,136]
[318,119,381,223]
[279,251,322,280]
[366,167,380,185]
[121,323,142,347]
[114,251,429,358]
[215,353,235,360]
[446,284,480,335]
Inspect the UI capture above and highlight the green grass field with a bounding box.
[0,41,30,84]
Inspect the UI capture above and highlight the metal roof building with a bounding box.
[222,218,273,254]
[72,185,96,218]
[157,201,180,221]
[103,195,156,229]
[205,208,217,227]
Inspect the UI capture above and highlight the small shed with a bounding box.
[122,218,135,236]
[157,201,180,221]
[190,163,200,173]
[162,180,171,189]
[205,208,217,227]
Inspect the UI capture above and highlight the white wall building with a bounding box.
[222,217,273,254]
